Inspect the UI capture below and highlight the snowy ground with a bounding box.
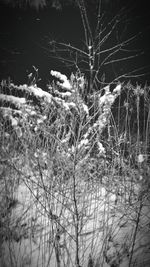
[0,170,150,267]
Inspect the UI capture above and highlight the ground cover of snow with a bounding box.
[0,167,150,267]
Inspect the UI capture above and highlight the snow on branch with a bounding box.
[50,70,72,91]
[0,72,121,157]
[12,84,53,103]
[0,94,26,108]
[73,83,121,157]
[97,83,121,133]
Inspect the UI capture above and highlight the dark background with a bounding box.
[0,0,150,89]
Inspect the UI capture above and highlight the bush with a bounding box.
[0,70,150,267]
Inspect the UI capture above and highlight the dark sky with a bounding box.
[0,0,150,87]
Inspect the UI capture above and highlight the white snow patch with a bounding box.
[60,91,72,97]
[97,141,105,154]
[30,110,37,116]
[78,138,89,149]
[10,116,18,127]
[0,94,26,107]
[62,102,70,110]
[68,102,76,108]
[82,103,89,115]
[113,83,121,94]
[28,86,52,102]
[99,94,106,105]
[137,154,145,163]
[50,70,72,90]
[37,118,44,124]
